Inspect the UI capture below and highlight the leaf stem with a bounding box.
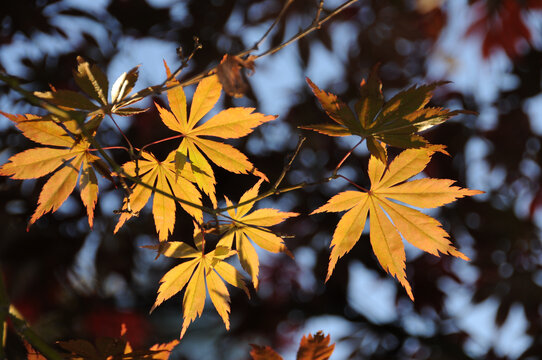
[332,138,364,176]
[89,146,130,152]
[335,174,368,192]
[107,114,136,159]
[140,134,185,153]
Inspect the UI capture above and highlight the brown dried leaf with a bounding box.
[216,54,255,98]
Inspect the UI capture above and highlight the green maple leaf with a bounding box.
[301,67,472,162]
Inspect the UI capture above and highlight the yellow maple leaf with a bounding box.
[217,180,299,289]
[157,62,277,206]
[148,233,249,338]
[312,146,483,300]
[114,150,203,241]
[0,111,105,228]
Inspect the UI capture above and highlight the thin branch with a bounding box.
[272,135,306,190]
[171,36,203,82]
[215,212,288,237]
[239,0,296,56]
[113,0,359,109]
[217,135,306,213]
[253,0,359,59]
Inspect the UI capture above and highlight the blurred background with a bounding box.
[1,0,542,359]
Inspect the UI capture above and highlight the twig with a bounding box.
[113,0,359,109]
[239,0,296,55]
[314,0,325,25]
[272,136,306,190]
[254,0,359,59]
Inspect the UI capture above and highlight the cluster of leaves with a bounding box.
[0,54,481,341]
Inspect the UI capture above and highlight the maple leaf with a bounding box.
[250,345,283,360]
[156,61,276,206]
[0,111,108,228]
[296,331,335,360]
[148,340,180,360]
[312,146,483,300]
[250,331,335,360]
[35,56,146,118]
[217,180,299,289]
[216,54,255,97]
[302,69,471,162]
[148,231,249,338]
[121,323,179,360]
[114,150,203,241]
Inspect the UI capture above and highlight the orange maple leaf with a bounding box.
[250,331,335,360]
[0,112,107,228]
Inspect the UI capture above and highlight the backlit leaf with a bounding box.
[148,234,248,338]
[156,61,276,204]
[302,71,471,161]
[114,150,202,241]
[74,56,108,105]
[217,180,298,288]
[0,112,106,228]
[312,146,482,299]
[37,58,144,118]
[250,345,283,360]
[297,331,335,360]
